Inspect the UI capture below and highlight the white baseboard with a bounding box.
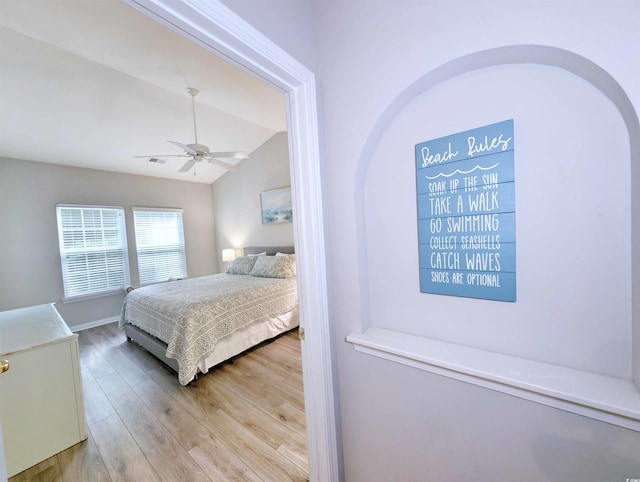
[72,316,120,332]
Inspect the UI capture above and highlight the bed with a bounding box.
[119,246,298,385]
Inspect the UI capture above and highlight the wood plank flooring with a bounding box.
[8,323,307,482]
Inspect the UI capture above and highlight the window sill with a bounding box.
[346,327,640,431]
[62,288,127,303]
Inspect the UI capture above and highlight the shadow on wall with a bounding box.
[532,432,640,479]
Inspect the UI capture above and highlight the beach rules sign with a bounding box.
[415,119,516,302]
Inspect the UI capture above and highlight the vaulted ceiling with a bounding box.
[0,0,287,184]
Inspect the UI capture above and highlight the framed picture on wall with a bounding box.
[260,186,293,224]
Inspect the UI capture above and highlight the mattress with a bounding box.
[119,272,298,384]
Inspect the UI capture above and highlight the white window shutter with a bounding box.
[56,205,130,299]
[133,208,187,284]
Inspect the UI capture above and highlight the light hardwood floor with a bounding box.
[8,323,308,482]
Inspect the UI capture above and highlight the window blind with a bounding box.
[56,205,130,299]
[133,208,187,284]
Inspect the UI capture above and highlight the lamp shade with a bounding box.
[222,248,236,263]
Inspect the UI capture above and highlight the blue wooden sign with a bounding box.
[415,119,516,301]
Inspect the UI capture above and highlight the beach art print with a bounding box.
[415,119,516,301]
[261,187,293,224]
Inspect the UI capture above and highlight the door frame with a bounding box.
[122,1,340,480]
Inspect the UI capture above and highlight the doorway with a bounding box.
[121,1,339,479]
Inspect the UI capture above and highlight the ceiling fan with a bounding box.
[135,87,249,174]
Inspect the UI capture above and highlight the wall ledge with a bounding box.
[346,327,640,432]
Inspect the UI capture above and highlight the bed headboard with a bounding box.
[243,246,295,256]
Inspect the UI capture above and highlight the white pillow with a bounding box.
[247,252,267,256]
[250,254,296,278]
[227,255,259,275]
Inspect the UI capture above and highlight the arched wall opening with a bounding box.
[348,45,640,430]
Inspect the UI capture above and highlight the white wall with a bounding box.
[209,1,640,479]
[220,0,317,70]
[0,158,217,328]
[312,1,640,480]
[212,131,293,270]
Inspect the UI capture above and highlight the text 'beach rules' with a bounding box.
[415,119,516,302]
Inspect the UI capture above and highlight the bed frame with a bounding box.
[123,246,296,376]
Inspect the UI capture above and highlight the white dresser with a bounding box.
[0,304,87,478]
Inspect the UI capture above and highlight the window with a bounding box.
[133,207,187,284]
[56,205,130,300]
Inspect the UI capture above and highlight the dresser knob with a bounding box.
[0,360,9,374]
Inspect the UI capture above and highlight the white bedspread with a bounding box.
[119,273,298,384]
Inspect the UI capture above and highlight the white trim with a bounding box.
[61,287,127,303]
[347,328,640,432]
[56,203,124,210]
[120,1,339,480]
[132,206,183,213]
[72,316,120,332]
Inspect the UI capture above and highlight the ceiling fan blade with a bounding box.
[206,157,238,171]
[178,159,195,173]
[209,151,249,159]
[168,140,198,156]
[133,154,189,158]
